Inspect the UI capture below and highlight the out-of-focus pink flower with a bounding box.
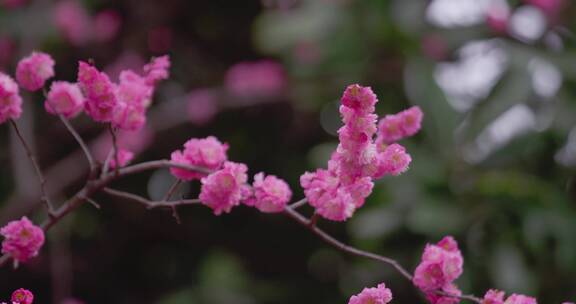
[170,136,229,181]
[187,89,218,125]
[108,149,134,169]
[16,52,55,92]
[422,35,448,61]
[0,37,15,68]
[53,0,92,47]
[92,127,153,165]
[482,289,505,304]
[94,10,122,43]
[1,0,27,9]
[147,27,173,54]
[44,81,85,118]
[244,173,292,213]
[11,288,33,304]
[348,282,393,304]
[486,4,510,34]
[77,61,118,122]
[504,294,537,304]
[413,236,464,291]
[224,60,286,97]
[0,72,22,124]
[199,161,249,215]
[426,284,461,304]
[143,55,170,86]
[1,217,44,264]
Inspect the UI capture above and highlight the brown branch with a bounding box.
[108,125,120,177]
[102,187,200,209]
[9,119,55,216]
[58,115,96,174]
[162,179,183,223]
[283,200,414,281]
[0,159,207,267]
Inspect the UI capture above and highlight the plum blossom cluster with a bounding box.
[0,72,23,124]
[7,289,33,304]
[413,236,464,304]
[348,283,393,304]
[300,84,420,221]
[78,55,170,130]
[0,217,44,265]
[481,289,539,304]
[169,136,291,215]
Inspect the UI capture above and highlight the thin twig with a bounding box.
[162,179,183,224]
[58,115,96,174]
[85,197,101,209]
[283,202,414,281]
[108,125,120,177]
[9,119,55,216]
[100,149,114,178]
[288,199,308,209]
[102,187,200,209]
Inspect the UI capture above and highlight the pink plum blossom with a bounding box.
[376,106,423,145]
[77,61,118,122]
[244,173,292,213]
[170,136,228,181]
[372,143,411,178]
[348,283,393,304]
[108,149,134,169]
[16,52,55,92]
[482,290,505,304]
[143,55,170,86]
[199,161,249,215]
[1,217,44,263]
[11,288,33,304]
[0,72,22,124]
[44,81,85,118]
[504,294,537,304]
[413,236,464,291]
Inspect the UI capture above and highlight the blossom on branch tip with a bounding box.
[348,282,393,304]
[16,52,54,92]
[77,61,118,122]
[44,81,85,118]
[11,288,33,304]
[482,290,505,304]
[108,149,134,169]
[244,173,292,213]
[199,161,249,215]
[413,236,464,291]
[170,136,228,180]
[504,294,537,304]
[1,217,44,264]
[0,72,22,123]
[143,55,170,86]
[376,106,423,145]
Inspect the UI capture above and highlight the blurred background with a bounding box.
[0,0,575,303]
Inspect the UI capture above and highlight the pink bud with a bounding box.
[16,52,55,91]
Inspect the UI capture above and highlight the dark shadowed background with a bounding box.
[0,0,575,303]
